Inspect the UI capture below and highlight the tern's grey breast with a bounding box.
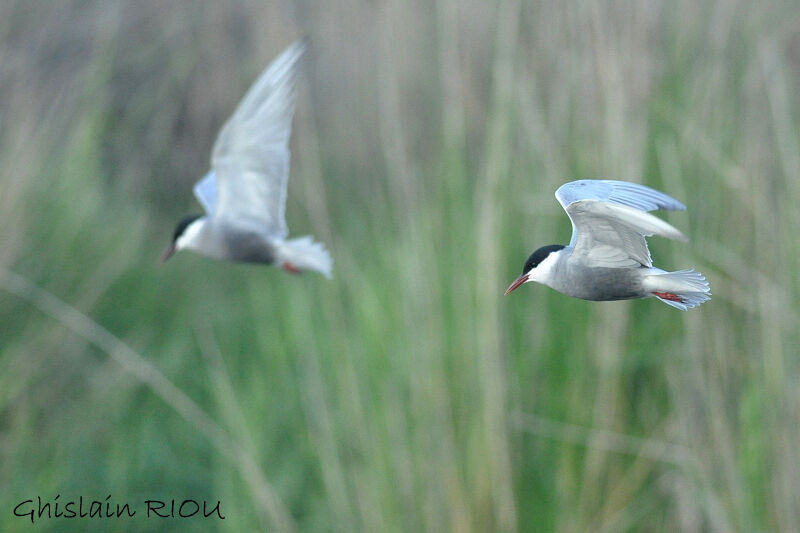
[222,228,277,264]
[552,256,647,301]
[197,219,276,264]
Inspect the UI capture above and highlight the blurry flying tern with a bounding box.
[504,180,710,310]
[161,40,332,278]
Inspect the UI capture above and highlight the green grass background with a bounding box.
[1,1,799,531]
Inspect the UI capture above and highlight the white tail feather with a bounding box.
[275,236,332,278]
[643,269,711,311]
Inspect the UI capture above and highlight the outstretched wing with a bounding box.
[555,180,687,268]
[556,180,686,213]
[210,40,306,238]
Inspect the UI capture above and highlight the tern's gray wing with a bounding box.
[210,40,306,238]
[556,180,686,215]
[193,171,217,215]
[555,180,687,268]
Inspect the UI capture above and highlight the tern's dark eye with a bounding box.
[173,214,202,240]
[522,244,565,273]
[523,255,539,274]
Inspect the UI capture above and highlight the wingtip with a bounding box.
[290,37,310,57]
[669,200,688,212]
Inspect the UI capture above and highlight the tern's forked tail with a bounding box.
[643,269,711,311]
[275,236,333,278]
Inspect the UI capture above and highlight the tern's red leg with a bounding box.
[653,291,684,302]
[282,262,300,275]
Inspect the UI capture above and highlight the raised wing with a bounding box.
[556,180,686,215]
[210,40,306,238]
[555,180,687,268]
[193,171,217,215]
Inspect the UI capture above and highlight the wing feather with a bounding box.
[555,179,688,268]
[192,171,217,215]
[209,40,306,238]
[556,179,686,214]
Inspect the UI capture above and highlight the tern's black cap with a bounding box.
[172,214,202,241]
[522,244,565,274]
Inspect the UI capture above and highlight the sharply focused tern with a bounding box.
[504,180,710,310]
[161,40,332,278]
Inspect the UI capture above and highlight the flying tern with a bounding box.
[161,40,332,278]
[504,180,710,310]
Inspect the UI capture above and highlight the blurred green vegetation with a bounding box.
[1,1,799,532]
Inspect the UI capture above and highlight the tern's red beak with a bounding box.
[504,274,529,295]
[159,242,176,264]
